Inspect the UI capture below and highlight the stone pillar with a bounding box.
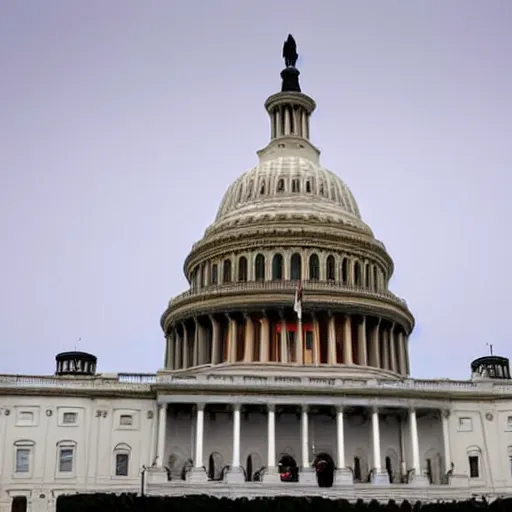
[296,318,304,364]
[243,314,254,363]
[334,407,352,485]
[405,335,411,375]
[182,322,189,368]
[260,314,270,362]
[389,323,397,372]
[409,409,428,485]
[280,314,288,363]
[343,314,353,364]
[188,404,207,482]
[165,332,173,369]
[357,316,368,366]
[397,330,406,375]
[312,314,320,365]
[370,319,381,368]
[226,404,244,482]
[442,410,452,476]
[156,404,167,467]
[299,406,315,485]
[198,322,207,365]
[371,408,388,484]
[381,327,389,370]
[210,315,220,365]
[193,318,200,366]
[228,316,238,363]
[327,312,336,364]
[263,404,280,483]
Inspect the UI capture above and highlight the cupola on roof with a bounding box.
[208,36,371,237]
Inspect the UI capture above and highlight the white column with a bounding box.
[210,315,220,365]
[243,314,254,362]
[410,409,421,475]
[358,316,368,366]
[397,331,406,375]
[336,407,345,469]
[343,314,353,364]
[182,322,189,368]
[156,404,167,467]
[280,315,288,363]
[267,405,276,468]
[441,410,451,472]
[301,406,309,468]
[327,312,336,364]
[260,314,270,362]
[389,323,397,372]
[194,404,205,468]
[232,404,241,467]
[371,408,381,472]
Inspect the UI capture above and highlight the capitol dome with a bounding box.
[212,154,372,236]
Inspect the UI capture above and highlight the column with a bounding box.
[280,314,288,363]
[260,314,270,362]
[194,405,204,468]
[405,335,411,375]
[296,318,304,364]
[263,404,280,482]
[232,404,241,467]
[193,318,200,366]
[410,409,421,476]
[441,410,451,474]
[312,315,320,365]
[210,315,220,365]
[371,408,381,474]
[336,407,345,469]
[370,319,381,368]
[343,315,353,364]
[397,331,406,375]
[381,328,389,370]
[357,316,368,366]
[327,312,336,364]
[243,313,254,362]
[174,330,182,370]
[301,406,309,468]
[225,404,245,482]
[228,316,238,363]
[389,323,397,372]
[182,322,189,368]
[156,404,167,467]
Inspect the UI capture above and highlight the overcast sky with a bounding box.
[1,1,511,380]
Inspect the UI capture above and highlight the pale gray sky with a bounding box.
[1,1,511,379]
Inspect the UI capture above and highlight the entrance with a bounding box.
[278,454,299,482]
[314,452,335,487]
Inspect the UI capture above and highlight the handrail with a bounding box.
[167,279,408,308]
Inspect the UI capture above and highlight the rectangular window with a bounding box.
[15,449,30,473]
[507,416,512,430]
[119,414,133,426]
[509,455,512,476]
[17,411,34,426]
[62,412,77,424]
[305,331,313,350]
[59,448,74,472]
[469,455,479,478]
[458,417,473,431]
[115,453,129,476]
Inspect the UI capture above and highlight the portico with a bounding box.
[153,394,450,487]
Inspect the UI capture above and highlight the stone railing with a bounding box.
[0,373,156,389]
[168,280,408,309]
[155,373,512,396]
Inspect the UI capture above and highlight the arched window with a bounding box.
[354,261,361,286]
[260,181,265,195]
[364,263,370,288]
[247,180,254,198]
[211,264,218,285]
[272,254,283,281]
[326,255,335,281]
[373,266,378,290]
[353,457,361,481]
[255,254,265,281]
[56,440,76,474]
[238,256,248,282]
[309,254,319,280]
[277,179,285,192]
[292,178,300,192]
[223,259,232,283]
[199,264,205,288]
[113,443,131,477]
[305,180,312,193]
[341,258,348,284]
[290,253,302,280]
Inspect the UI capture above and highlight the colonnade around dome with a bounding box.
[164,310,410,376]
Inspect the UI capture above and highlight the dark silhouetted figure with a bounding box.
[282,34,298,67]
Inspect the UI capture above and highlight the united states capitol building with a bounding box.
[2,38,512,512]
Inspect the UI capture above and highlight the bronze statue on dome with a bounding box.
[282,34,298,68]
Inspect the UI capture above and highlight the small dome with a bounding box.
[211,156,371,234]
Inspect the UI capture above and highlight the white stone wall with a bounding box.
[0,395,156,512]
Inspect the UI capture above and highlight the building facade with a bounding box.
[2,41,512,512]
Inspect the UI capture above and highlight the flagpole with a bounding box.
[294,281,303,364]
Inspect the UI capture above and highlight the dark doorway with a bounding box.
[385,455,393,483]
[314,452,335,487]
[12,497,27,512]
[278,454,298,482]
[246,454,253,482]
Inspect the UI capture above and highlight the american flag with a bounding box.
[293,281,303,320]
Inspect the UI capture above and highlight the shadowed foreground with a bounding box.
[57,494,512,512]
